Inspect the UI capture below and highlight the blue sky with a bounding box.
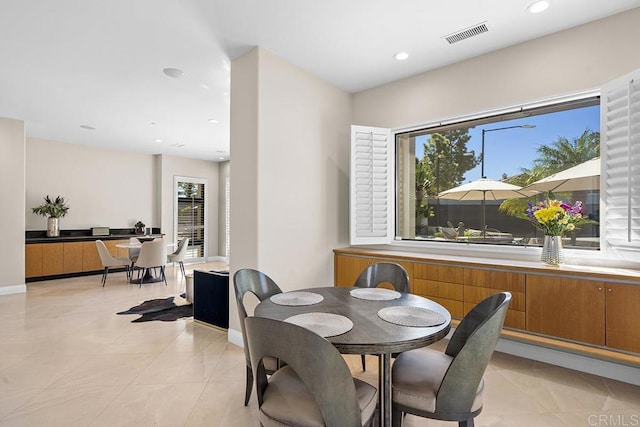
[415,105,600,183]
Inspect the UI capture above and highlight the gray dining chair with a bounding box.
[233,268,283,406]
[245,316,378,427]
[354,262,410,371]
[95,240,131,286]
[391,292,511,427]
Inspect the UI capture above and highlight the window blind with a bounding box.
[601,70,640,252]
[350,125,393,245]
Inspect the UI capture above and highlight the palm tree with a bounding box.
[500,129,600,218]
[534,129,599,173]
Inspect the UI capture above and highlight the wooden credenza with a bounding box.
[25,239,128,280]
[334,247,640,357]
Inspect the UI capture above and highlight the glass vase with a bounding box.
[541,235,564,265]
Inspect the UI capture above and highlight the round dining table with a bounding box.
[254,286,451,427]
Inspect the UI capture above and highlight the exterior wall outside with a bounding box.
[352,8,640,129]
[0,117,26,292]
[228,47,352,332]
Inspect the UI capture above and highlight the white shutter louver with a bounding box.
[350,125,393,245]
[601,69,640,253]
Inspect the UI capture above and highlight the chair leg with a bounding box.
[392,408,403,427]
[179,261,185,277]
[102,267,108,287]
[361,354,367,371]
[244,365,253,406]
[161,266,167,286]
[139,268,146,287]
[459,420,474,427]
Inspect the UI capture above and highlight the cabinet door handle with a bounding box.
[607,288,612,292]
[597,287,602,291]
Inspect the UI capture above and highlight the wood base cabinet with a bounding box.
[526,276,605,346]
[334,248,640,357]
[605,283,640,353]
[413,263,465,318]
[334,254,414,288]
[26,239,128,279]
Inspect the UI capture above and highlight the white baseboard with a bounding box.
[0,284,27,296]
[228,328,244,348]
[496,337,640,386]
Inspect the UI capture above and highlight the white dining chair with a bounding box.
[133,239,168,287]
[95,240,131,286]
[168,237,189,277]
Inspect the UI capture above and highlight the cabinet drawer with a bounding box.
[464,302,525,330]
[464,269,525,292]
[464,286,525,312]
[431,297,464,319]
[413,279,463,301]
[414,263,464,284]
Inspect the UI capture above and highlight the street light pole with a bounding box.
[481,124,535,178]
[479,124,535,239]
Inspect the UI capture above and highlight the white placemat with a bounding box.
[270,291,324,306]
[377,306,447,327]
[350,288,401,301]
[284,312,353,337]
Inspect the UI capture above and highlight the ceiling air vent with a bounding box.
[443,22,488,44]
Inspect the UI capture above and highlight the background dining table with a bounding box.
[254,286,452,427]
[115,239,174,283]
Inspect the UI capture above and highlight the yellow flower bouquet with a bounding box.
[526,199,587,236]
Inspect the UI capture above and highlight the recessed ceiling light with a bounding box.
[200,83,210,90]
[527,0,549,13]
[80,125,96,130]
[163,67,185,78]
[154,139,163,143]
[209,119,219,124]
[218,157,225,160]
[393,52,409,61]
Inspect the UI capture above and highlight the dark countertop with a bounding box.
[26,228,162,244]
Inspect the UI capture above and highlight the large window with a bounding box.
[396,97,601,250]
[350,69,640,260]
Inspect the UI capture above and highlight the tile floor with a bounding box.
[0,263,639,426]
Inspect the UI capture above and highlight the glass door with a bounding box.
[175,177,207,262]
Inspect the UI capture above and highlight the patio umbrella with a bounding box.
[438,178,536,238]
[522,157,600,193]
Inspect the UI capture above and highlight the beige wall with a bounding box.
[229,47,352,332]
[353,8,640,129]
[0,117,26,292]
[26,138,156,230]
[25,139,221,257]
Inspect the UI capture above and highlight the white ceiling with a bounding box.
[1,0,639,161]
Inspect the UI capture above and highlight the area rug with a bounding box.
[117,296,193,322]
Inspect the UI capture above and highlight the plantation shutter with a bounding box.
[350,125,393,245]
[600,69,640,253]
